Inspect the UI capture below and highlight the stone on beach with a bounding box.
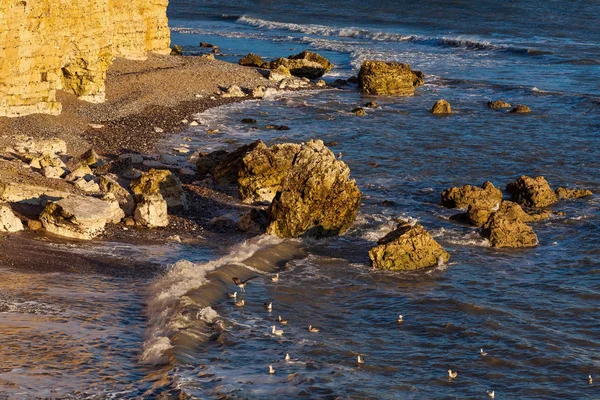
[266,140,362,238]
[368,223,450,271]
[358,60,424,95]
[441,181,502,209]
[431,99,452,114]
[239,53,265,68]
[133,193,169,228]
[99,174,135,216]
[221,85,246,98]
[0,181,71,205]
[213,140,266,186]
[0,203,24,233]
[130,169,186,209]
[39,196,118,240]
[506,175,557,208]
[265,57,328,79]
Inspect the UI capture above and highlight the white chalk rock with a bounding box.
[134,194,169,228]
[0,203,24,233]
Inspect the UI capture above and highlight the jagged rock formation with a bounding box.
[506,175,557,208]
[369,223,450,271]
[0,0,170,117]
[441,181,502,209]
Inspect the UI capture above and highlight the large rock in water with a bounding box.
[265,57,327,79]
[288,51,333,74]
[358,61,424,95]
[441,181,502,209]
[431,99,452,114]
[555,187,593,199]
[130,169,186,209]
[238,143,302,203]
[0,204,23,233]
[506,175,557,208]
[369,223,450,271]
[39,196,119,240]
[266,140,361,238]
[481,210,538,248]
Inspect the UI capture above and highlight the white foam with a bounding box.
[141,235,283,365]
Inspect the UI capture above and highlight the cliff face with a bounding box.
[0,0,170,117]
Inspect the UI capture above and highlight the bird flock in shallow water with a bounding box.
[220,273,594,397]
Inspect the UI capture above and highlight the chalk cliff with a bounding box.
[0,0,170,117]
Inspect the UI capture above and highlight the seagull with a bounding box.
[397,315,403,323]
[480,348,488,356]
[234,299,245,307]
[264,301,273,312]
[448,370,458,379]
[278,315,288,325]
[589,375,593,384]
[271,273,279,282]
[308,325,320,333]
[232,276,258,292]
[357,355,365,365]
[271,325,284,336]
[226,292,237,299]
[284,353,290,361]
[487,390,495,398]
[269,365,276,374]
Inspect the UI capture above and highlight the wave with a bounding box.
[235,16,552,56]
[141,235,306,366]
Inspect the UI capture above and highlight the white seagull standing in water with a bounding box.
[480,348,488,356]
[448,369,458,379]
[308,325,320,333]
[589,375,593,384]
[271,273,279,282]
[271,325,284,336]
[269,365,276,374]
[226,292,237,299]
[278,315,288,325]
[397,315,403,323]
[487,390,495,398]
[234,299,245,307]
[284,353,290,361]
[264,301,273,312]
[357,355,365,365]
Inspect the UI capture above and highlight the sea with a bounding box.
[1,0,599,398]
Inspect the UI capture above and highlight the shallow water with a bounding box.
[1,0,599,398]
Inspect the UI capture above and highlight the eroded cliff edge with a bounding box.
[0,0,170,117]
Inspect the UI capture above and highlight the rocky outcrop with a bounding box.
[431,99,452,114]
[0,181,71,205]
[288,51,333,74]
[39,196,119,240]
[130,169,186,209]
[0,203,23,233]
[213,141,267,186]
[441,181,502,209]
[481,205,539,248]
[0,0,170,117]
[358,61,424,95]
[265,57,327,79]
[555,187,593,199]
[238,143,301,204]
[133,194,168,228]
[266,140,362,238]
[239,53,265,68]
[369,223,450,271]
[487,100,511,109]
[506,175,557,208]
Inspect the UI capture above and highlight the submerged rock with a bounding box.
[130,169,186,209]
[352,107,366,116]
[510,105,531,113]
[487,100,512,109]
[369,223,450,271]
[441,181,502,209]
[0,203,23,233]
[134,193,169,228]
[555,187,593,199]
[431,99,452,114]
[506,175,557,208]
[267,140,361,238]
[358,60,424,95]
[39,196,117,240]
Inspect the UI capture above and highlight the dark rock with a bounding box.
[352,107,366,116]
[171,45,183,56]
[241,118,257,124]
[324,141,338,146]
[358,60,424,95]
[288,51,333,74]
[196,150,229,177]
[213,141,266,186]
[369,223,450,270]
[236,209,269,233]
[200,42,215,48]
[510,105,531,113]
[365,101,378,108]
